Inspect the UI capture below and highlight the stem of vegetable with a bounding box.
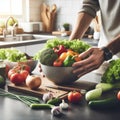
[0,88,40,107]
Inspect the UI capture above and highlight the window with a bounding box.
[0,0,25,21]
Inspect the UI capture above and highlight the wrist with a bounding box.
[101,47,113,61]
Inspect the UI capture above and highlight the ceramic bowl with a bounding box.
[40,63,78,85]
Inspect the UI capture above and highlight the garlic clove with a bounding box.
[42,92,54,103]
[51,106,62,116]
[59,99,69,110]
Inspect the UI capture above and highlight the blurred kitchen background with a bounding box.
[0,0,101,38]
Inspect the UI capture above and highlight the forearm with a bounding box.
[69,12,94,40]
[107,34,120,55]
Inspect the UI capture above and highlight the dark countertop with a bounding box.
[1,65,120,120]
[1,34,117,120]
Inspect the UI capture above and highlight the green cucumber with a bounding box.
[47,98,61,105]
[85,88,102,101]
[88,97,120,109]
[30,103,54,109]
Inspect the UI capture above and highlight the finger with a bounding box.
[73,63,97,78]
[79,48,94,60]
[73,55,93,68]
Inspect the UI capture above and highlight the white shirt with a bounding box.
[80,0,120,58]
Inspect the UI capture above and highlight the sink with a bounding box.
[0,34,56,42]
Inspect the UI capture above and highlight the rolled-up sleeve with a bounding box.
[79,0,100,18]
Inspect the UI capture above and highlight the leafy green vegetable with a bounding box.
[46,38,91,53]
[39,48,58,66]
[34,38,91,60]
[0,48,27,62]
[101,59,120,83]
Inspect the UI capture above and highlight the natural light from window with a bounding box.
[0,0,22,16]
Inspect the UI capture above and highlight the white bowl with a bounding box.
[41,63,78,85]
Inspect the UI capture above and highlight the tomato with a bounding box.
[13,64,31,73]
[8,69,16,79]
[21,64,31,73]
[5,64,10,76]
[10,72,25,85]
[68,91,82,103]
[117,91,120,100]
[53,58,63,67]
[8,68,29,85]
[20,70,29,80]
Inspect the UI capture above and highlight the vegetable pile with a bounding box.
[85,59,120,109]
[101,59,120,83]
[0,48,28,62]
[34,38,91,67]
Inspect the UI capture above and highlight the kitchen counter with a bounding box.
[1,34,118,120]
[0,34,98,48]
[0,65,120,120]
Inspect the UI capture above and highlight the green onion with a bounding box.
[0,88,40,107]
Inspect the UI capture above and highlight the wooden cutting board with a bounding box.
[7,76,68,99]
[7,75,96,99]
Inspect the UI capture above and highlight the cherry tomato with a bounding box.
[117,91,120,100]
[68,91,82,103]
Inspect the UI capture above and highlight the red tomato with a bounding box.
[9,69,29,85]
[68,91,82,103]
[8,69,16,79]
[5,64,10,76]
[53,58,63,67]
[10,72,25,85]
[13,64,31,73]
[20,70,29,80]
[21,64,31,73]
[117,91,120,100]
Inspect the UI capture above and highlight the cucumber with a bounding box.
[85,88,102,101]
[47,98,61,105]
[88,97,120,109]
[30,103,54,109]
[95,83,113,92]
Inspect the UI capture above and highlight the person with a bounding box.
[69,0,120,78]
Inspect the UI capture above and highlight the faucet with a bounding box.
[3,16,17,37]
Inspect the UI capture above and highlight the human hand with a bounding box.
[72,47,104,78]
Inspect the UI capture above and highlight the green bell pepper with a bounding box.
[63,55,75,67]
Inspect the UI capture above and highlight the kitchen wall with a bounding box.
[29,0,83,31]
